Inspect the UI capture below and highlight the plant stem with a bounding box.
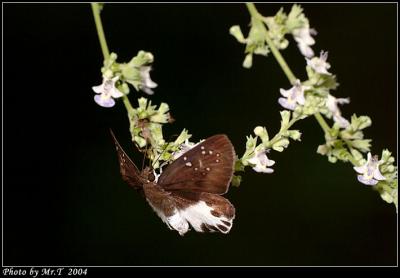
[91,3,110,60]
[267,118,297,147]
[246,3,332,135]
[91,3,135,117]
[246,3,296,84]
[314,112,331,135]
[122,96,135,116]
[246,3,361,166]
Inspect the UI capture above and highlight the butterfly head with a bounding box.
[141,166,156,183]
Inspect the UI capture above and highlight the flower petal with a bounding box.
[141,86,155,95]
[253,165,274,173]
[354,165,367,174]
[94,94,115,108]
[357,175,378,186]
[297,93,306,105]
[111,87,124,98]
[92,84,103,94]
[373,168,386,181]
[333,115,350,128]
[280,88,291,98]
[278,98,296,110]
[298,43,314,58]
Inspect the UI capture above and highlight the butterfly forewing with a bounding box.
[158,135,235,194]
[110,130,142,190]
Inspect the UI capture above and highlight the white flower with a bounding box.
[354,153,386,186]
[247,148,275,173]
[139,66,158,95]
[92,76,124,108]
[306,51,331,75]
[326,94,350,128]
[292,27,316,58]
[278,80,308,110]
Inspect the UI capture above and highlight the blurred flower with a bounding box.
[139,66,158,95]
[326,94,350,128]
[354,153,386,186]
[306,51,331,75]
[92,76,124,108]
[292,27,316,58]
[278,80,307,110]
[247,148,275,173]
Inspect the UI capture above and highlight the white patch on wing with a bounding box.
[147,199,233,236]
[146,199,189,236]
[180,201,233,234]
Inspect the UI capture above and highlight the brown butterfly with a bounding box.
[110,130,236,236]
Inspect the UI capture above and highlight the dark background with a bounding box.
[3,3,397,266]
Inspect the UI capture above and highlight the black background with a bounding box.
[3,3,397,266]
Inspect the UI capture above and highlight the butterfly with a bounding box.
[110,130,236,236]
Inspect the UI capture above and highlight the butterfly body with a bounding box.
[110,130,236,236]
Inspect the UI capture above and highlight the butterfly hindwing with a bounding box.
[158,134,235,194]
[110,130,143,190]
[143,183,235,235]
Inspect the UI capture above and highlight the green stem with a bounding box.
[246,3,363,167]
[91,3,135,119]
[246,3,296,84]
[246,3,332,136]
[267,118,297,147]
[91,3,110,60]
[122,96,135,116]
[314,112,331,135]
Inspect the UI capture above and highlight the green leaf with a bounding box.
[287,130,302,141]
[243,53,253,68]
[286,4,308,31]
[229,25,246,43]
[350,114,372,131]
[254,126,269,145]
[231,175,242,187]
[174,129,192,145]
[272,138,289,152]
[350,139,372,152]
[279,110,291,131]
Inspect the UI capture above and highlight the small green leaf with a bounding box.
[243,53,253,68]
[279,110,291,131]
[287,130,302,141]
[232,175,242,187]
[254,126,269,145]
[229,25,246,43]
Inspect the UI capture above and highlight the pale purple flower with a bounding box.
[326,94,350,128]
[92,76,124,108]
[139,66,158,95]
[278,80,307,110]
[292,27,316,58]
[247,148,275,173]
[354,153,386,186]
[306,51,332,75]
